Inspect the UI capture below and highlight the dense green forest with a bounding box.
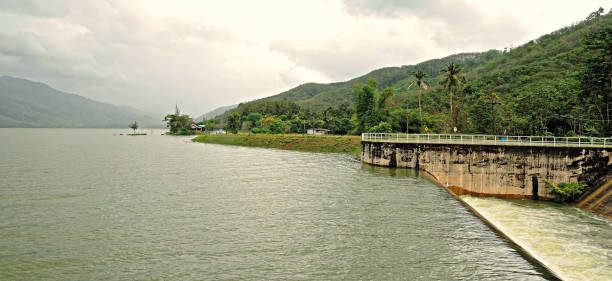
[212,9,611,137]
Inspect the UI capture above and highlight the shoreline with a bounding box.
[191,133,361,157]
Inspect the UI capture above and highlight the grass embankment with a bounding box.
[192,133,361,157]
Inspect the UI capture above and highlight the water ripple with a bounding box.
[0,129,556,280]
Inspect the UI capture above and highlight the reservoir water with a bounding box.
[0,129,603,280]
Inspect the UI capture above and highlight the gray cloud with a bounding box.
[0,0,70,17]
[0,1,253,114]
[342,0,528,49]
[270,37,423,81]
[342,0,432,18]
[0,0,604,116]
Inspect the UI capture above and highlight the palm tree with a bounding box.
[407,69,430,131]
[439,63,464,130]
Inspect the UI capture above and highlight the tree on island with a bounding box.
[129,121,138,134]
[407,69,430,131]
[440,63,464,131]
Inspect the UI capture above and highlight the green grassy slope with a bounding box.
[192,133,362,157]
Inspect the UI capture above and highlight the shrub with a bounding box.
[251,127,270,134]
[370,121,392,133]
[543,179,586,203]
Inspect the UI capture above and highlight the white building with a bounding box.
[307,128,330,135]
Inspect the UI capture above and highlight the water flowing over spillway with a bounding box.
[1,129,608,280]
[462,196,612,281]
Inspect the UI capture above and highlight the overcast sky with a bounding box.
[0,0,608,115]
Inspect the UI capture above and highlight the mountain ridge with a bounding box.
[0,76,162,128]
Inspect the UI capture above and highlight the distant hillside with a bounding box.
[0,76,162,128]
[195,104,238,121]
[260,51,501,111]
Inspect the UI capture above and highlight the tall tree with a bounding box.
[353,79,379,133]
[407,69,430,131]
[226,112,241,134]
[586,7,605,20]
[377,87,395,117]
[440,63,464,130]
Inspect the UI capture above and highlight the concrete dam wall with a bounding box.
[361,142,611,211]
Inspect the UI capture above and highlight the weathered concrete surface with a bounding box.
[575,175,612,217]
[361,142,611,215]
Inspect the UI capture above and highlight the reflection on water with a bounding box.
[463,196,612,281]
[0,129,557,280]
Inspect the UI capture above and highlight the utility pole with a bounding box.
[484,93,501,134]
[406,104,409,134]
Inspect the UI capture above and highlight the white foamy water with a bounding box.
[462,196,612,281]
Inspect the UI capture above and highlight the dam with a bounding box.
[360,133,612,217]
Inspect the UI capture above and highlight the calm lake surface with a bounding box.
[0,129,564,280]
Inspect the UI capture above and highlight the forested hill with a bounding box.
[454,10,612,135]
[0,76,162,128]
[222,9,610,136]
[262,51,501,111]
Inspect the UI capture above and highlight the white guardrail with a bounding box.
[361,133,612,148]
